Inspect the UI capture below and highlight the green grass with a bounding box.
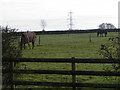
[22,33,116,58]
[16,32,120,89]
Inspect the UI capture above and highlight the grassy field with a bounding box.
[17,32,120,89]
[22,32,117,58]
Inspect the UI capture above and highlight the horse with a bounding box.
[20,31,36,50]
[97,30,107,37]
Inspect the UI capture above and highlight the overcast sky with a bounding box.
[0,0,120,31]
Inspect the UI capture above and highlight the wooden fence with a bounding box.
[3,58,120,90]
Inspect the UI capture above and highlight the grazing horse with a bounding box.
[97,30,107,37]
[20,31,36,50]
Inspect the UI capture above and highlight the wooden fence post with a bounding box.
[89,33,92,42]
[9,60,14,90]
[71,57,76,90]
[39,36,40,45]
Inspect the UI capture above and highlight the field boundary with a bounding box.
[3,58,120,90]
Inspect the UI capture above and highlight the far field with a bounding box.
[22,32,118,58]
[17,32,120,89]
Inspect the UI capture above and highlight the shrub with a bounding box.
[1,26,22,89]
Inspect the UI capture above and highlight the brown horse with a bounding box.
[20,31,36,50]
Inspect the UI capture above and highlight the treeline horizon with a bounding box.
[15,29,120,35]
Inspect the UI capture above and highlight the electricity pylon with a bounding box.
[68,11,73,30]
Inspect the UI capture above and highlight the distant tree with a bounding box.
[99,23,116,29]
[41,19,47,31]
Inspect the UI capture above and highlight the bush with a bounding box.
[99,32,120,83]
[1,26,22,89]
[99,34,120,71]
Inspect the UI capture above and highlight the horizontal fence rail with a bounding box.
[3,70,120,76]
[3,58,120,90]
[4,58,120,63]
[14,81,120,88]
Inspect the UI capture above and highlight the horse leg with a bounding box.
[105,33,107,37]
[32,42,34,49]
[24,43,25,49]
[97,32,99,37]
